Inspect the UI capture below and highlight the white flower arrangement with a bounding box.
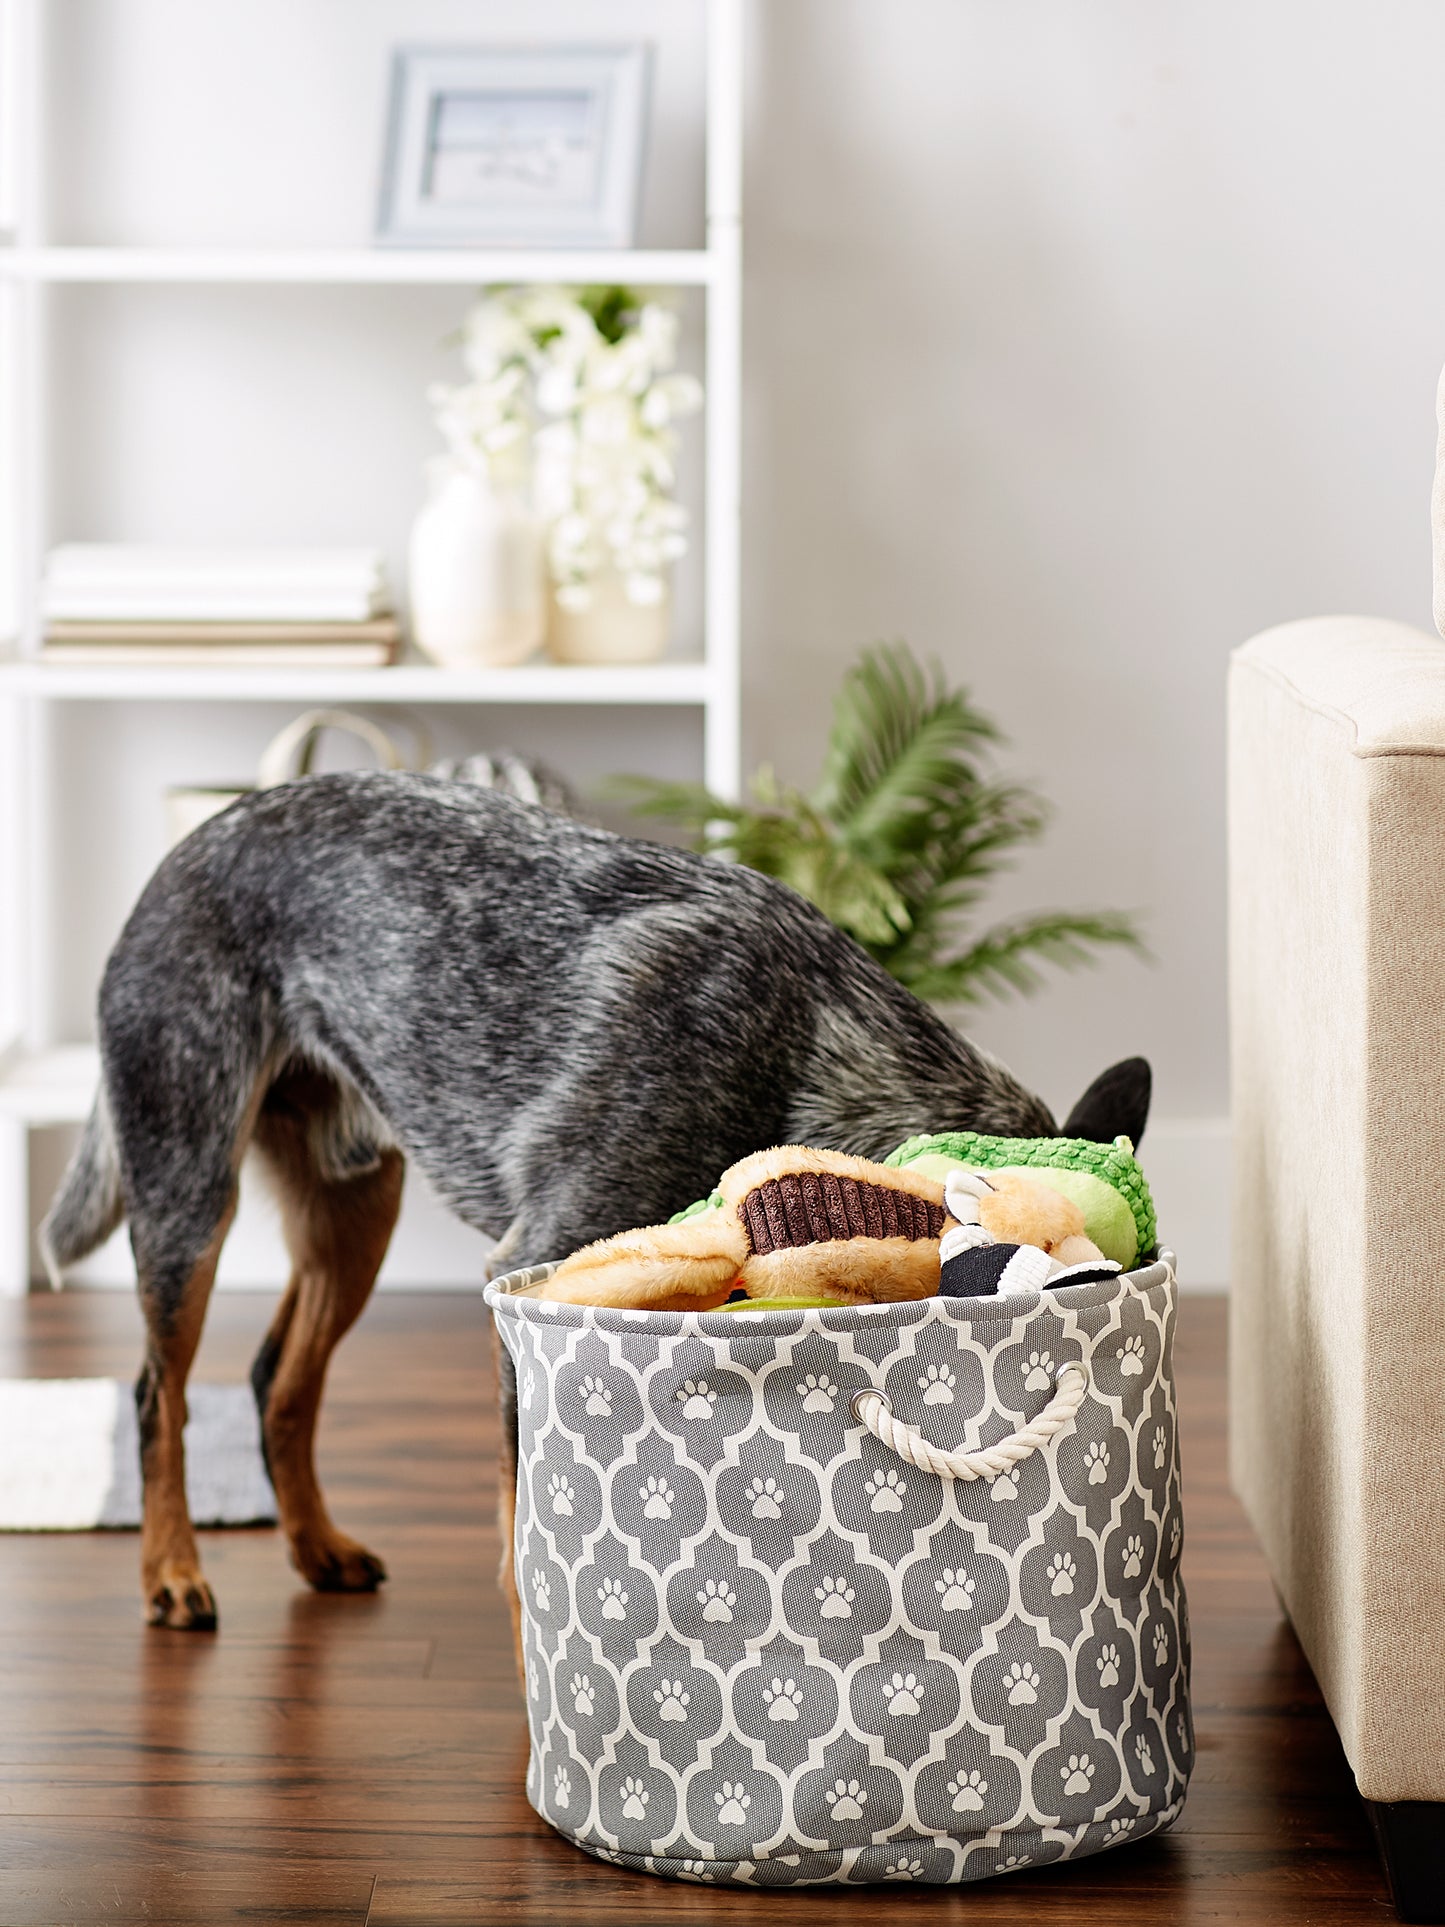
[428,284,703,611]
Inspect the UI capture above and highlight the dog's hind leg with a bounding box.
[250,1071,403,1593]
[134,1194,237,1630]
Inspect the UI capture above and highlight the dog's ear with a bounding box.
[1062,1057,1152,1147]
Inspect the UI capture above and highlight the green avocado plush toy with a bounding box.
[883,1130,1156,1270]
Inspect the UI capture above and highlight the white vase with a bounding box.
[408,465,545,668]
[546,571,671,665]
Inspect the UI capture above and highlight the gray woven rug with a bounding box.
[0,1379,276,1530]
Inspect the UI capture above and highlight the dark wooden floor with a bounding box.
[0,1290,1390,1925]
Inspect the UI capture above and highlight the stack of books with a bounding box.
[40,547,401,666]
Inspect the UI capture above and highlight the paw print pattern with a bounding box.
[676,1378,717,1422]
[949,1768,988,1812]
[990,1466,1020,1502]
[919,1362,956,1405]
[1135,1732,1156,1776]
[546,1472,575,1516]
[866,1467,906,1512]
[1024,1349,1055,1392]
[1047,1551,1077,1596]
[579,1374,613,1418]
[1170,1516,1183,1560]
[653,1678,690,1722]
[748,1475,784,1519]
[815,1575,855,1618]
[1061,1752,1095,1796]
[797,1372,838,1413]
[640,1475,675,1520]
[1107,1814,1135,1840]
[935,1566,974,1612]
[1006,1661,1040,1706]
[825,1778,868,1821]
[620,1775,649,1820]
[597,1576,628,1621]
[570,1671,594,1716]
[522,1368,536,1411]
[1000,1853,1031,1869]
[1117,1334,1147,1377]
[1152,1424,1168,1470]
[762,1677,803,1722]
[1097,1644,1121,1689]
[882,1670,923,1716]
[714,1780,751,1825]
[1152,1624,1170,1667]
[1122,1534,1144,1579]
[530,1570,551,1613]
[885,1858,924,1880]
[553,1765,572,1808]
[696,1578,736,1623]
[1084,1441,1110,1486]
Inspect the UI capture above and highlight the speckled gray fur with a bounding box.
[45,772,1154,1309]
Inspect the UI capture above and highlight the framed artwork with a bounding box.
[376,44,652,248]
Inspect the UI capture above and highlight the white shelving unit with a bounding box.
[1,660,718,705]
[0,0,743,1294]
[0,246,720,284]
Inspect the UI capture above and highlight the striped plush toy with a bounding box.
[936,1168,1120,1298]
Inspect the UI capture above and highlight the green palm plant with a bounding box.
[616,643,1145,1008]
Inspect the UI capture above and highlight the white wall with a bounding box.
[30,0,1445,1288]
[744,2,1445,1284]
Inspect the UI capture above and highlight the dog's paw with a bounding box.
[292,1530,388,1594]
[145,1565,218,1631]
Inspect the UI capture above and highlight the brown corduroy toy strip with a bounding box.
[534,1145,952,1311]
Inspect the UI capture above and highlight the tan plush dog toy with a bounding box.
[937,1167,1110,1298]
[537,1147,945,1311]
[533,1146,1108,1312]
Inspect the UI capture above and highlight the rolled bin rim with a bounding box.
[485,1250,1177,1336]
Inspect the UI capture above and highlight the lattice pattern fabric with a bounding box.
[487,1258,1192,1887]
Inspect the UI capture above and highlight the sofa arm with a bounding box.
[1229,613,1445,1805]
[1234,614,1445,751]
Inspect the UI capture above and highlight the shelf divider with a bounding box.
[0,657,714,705]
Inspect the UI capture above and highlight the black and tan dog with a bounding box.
[41,774,1149,1631]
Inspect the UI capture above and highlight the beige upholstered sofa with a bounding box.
[1229,608,1445,1920]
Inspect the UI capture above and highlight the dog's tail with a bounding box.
[39,1091,123,1287]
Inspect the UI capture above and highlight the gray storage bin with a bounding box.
[485,1252,1191,1887]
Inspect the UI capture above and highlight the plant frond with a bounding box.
[893,911,1148,1007]
[882,781,1050,910]
[610,774,908,945]
[605,776,748,843]
[770,838,911,947]
[812,643,1000,856]
[613,641,1147,1012]
[720,789,911,946]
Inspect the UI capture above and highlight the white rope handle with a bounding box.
[850,1361,1088,1482]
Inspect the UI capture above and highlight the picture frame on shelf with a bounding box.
[375,44,652,248]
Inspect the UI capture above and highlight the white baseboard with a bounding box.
[32,1117,1232,1294]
